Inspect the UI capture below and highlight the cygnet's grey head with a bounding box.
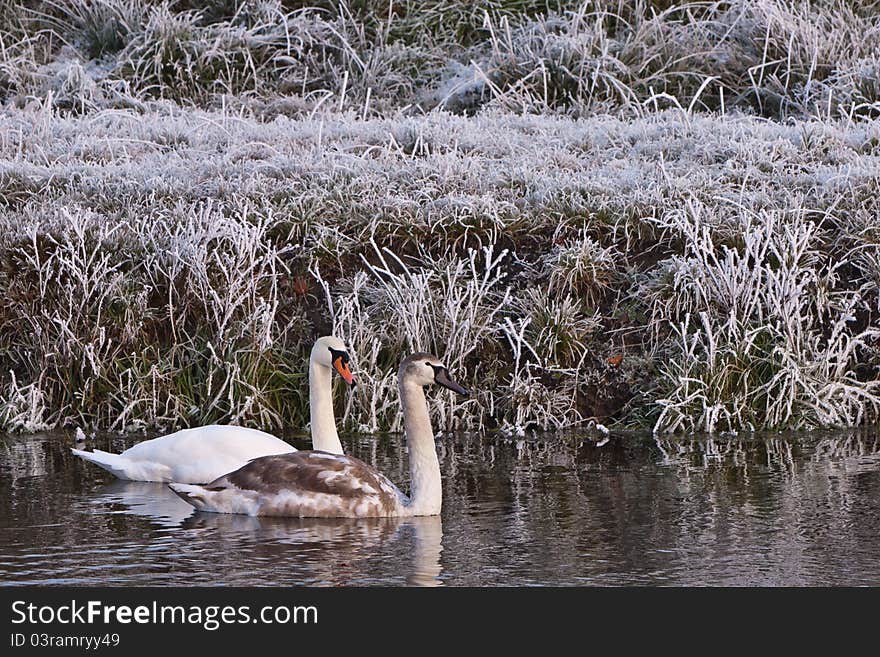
[399,353,469,396]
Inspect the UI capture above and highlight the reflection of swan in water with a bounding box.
[90,481,444,585]
[405,515,443,587]
[88,479,195,528]
[181,511,401,543]
[180,512,444,586]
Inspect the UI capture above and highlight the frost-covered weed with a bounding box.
[647,204,880,433]
[2,1,880,119]
[544,230,619,306]
[0,200,309,431]
[1,104,878,432]
[46,0,149,59]
[514,288,600,369]
[445,1,880,120]
[1,1,880,434]
[499,316,584,433]
[317,241,511,432]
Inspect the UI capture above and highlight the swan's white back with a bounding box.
[72,425,295,484]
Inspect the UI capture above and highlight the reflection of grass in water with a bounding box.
[0,434,56,481]
[652,430,880,482]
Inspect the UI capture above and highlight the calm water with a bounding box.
[1,429,879,586]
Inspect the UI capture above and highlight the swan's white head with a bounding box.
[399,353,469,396]
[311,336,356,386]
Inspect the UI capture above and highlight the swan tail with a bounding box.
[70,448,169,482]
[71,448,132,479]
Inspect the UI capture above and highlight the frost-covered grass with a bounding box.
[1,1,879,435]
[3,1,880,119]
[2,105,879,434]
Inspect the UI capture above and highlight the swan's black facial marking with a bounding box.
[329,347,350,366]
[427,363,469,396]
[328,347,355,386]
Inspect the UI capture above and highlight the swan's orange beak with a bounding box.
[333,356,356,386]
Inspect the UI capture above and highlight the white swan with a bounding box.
[71,336,356,483]
[170,353,468,517]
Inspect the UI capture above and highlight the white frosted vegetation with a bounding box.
[1,1,879,434]
[1,103,877,433]
[4,2,880,120]
[647,204,880,432]
[1,198,301,431]
[318,241,510,433]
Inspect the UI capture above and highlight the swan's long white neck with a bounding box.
[400,380,442,516]
[309,357,343,454]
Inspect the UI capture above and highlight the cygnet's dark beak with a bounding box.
[433,366,469,396]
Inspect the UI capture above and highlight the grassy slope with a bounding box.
[1,1,879,434]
